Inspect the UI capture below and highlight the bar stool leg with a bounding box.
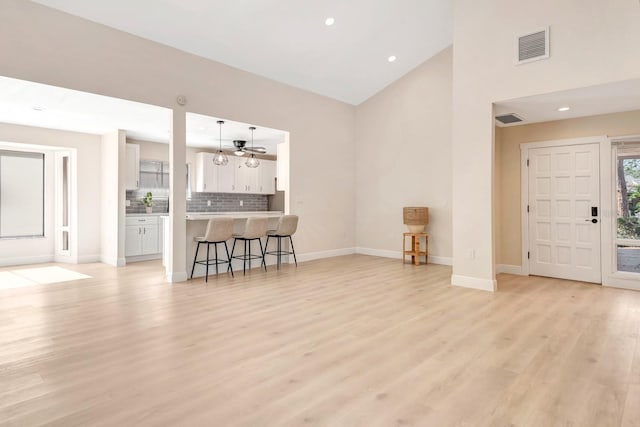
[231,238,237,259]
[277,236,281,269]
[243,239,247,274]
[191,242,201,279]
[265,235,270,255]
[289,235,298,267]
[205,242,210,282]
[258,238,267,271]
[214,242,219,276]
[223,241,234,277]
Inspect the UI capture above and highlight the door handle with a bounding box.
[585,219,598,223]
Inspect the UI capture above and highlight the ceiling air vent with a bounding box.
[517,27,549,64]
[495,113,524,125]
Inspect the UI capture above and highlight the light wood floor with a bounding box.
[1,255,639,426]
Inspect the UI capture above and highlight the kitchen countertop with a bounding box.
[126,212,168,216]
[185,211,283,220]
[128,211,282,219]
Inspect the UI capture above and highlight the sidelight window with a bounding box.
[615,142,640,273]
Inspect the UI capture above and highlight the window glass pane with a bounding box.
[617,244,640,273]
[616,145,640,239]
[0,151,44,237]
[62,156,69,227]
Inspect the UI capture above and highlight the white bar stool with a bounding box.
[231,217,268,275]
[190,217,234,281]
[265,215,299,269]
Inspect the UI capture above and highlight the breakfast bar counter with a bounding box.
[162,212,284,277]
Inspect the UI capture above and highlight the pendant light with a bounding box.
[245,126,260,168]
[213,120,228,166]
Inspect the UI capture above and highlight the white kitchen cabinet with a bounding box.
[125,216,160,258]
[218,156,237,193]
[195,152,219,192]
[125,224,142,257]
[194,153,277,195]
[258,160,277,194]
[235,160,259,193]
[125,143,140,190]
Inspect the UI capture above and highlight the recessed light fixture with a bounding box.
[387,55,397,63]
[558,106,571,112]
[32,105,46,111]
[325,17,335,26]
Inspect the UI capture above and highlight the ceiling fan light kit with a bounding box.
[232,141,246,156]
[213,120,229,166]
[245,126,260,168]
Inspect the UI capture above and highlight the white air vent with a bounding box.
[517,27,549,64]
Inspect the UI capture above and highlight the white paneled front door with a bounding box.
[528,144,601,283]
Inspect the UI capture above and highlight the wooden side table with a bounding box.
[403,232,429,265]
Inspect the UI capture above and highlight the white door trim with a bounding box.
[520,136,607,281]
[603,135,640,291]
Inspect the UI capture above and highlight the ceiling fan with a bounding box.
[227,139,267,156]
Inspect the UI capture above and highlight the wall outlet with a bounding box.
[207,200,211,207]
[239,200,243,207]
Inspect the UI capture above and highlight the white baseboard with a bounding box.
[355,247,452,266]
[126,254,162,263]
[166,271,188,283]
[429,255,453,266]
[77,254,101,264]
[603,279,640,292]
[297,247,356,263]
[101,256,126,267]
[355,247,402,259]
[496,264,525,275]
[0,255,54,267]
[451,274,497,292]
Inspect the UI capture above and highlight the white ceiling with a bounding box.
[0,76,286,154]
[31,0,453,105]
[186,113,286,154]
[495,79,640,127]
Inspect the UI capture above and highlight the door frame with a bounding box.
[520,136,609,281]
[604,134,640,291]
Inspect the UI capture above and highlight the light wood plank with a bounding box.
[0,256,639,426]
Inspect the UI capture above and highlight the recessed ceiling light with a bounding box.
[325,17,335,26]
[388,55,397,63]
[32,105,46,111]
[557,106,570,112]
[198,126,207,131]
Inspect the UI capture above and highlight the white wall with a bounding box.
[451,0,640,290]
[129,138,169,162]
[0,123,102,265]
[355,47,452,262]
[101,130,126,266]
[0,0,357,260]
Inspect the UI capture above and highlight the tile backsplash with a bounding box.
[126,189,269,214]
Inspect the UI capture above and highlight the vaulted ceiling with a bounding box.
[31,0,454,105]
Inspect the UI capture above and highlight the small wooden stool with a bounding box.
[403,232,429,265]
